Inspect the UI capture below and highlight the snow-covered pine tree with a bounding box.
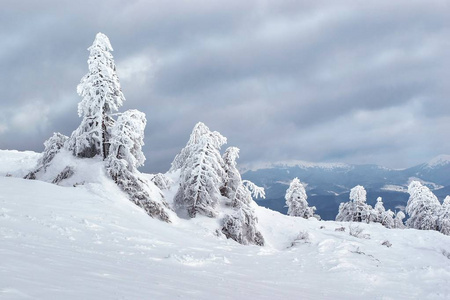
[68,32,125,159]
[24,132,68,179]
[336,185,377,223]
[437,196,450,235]
[285,177,316,219]
[220,146,265,246]
[174,122,227,218]
[106,110,170,222]
[374,197,395,228]
[406,181,441,231]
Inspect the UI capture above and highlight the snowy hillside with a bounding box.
[1,150,450,299]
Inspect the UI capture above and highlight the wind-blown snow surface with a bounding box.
[1,151,450,299]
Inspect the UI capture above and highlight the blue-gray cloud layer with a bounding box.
[1,1,449,172]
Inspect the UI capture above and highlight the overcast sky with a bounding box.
[1,0,449,172]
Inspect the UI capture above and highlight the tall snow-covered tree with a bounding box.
[68,32,125,159]
[174,122,227,218]
[406,181,441,230]
[285,177,316,219]
[106,110,170,222]
[336,185,376,223]
[437,196,450,235]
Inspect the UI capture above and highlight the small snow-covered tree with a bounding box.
[68,32,125,159]
[285,177,316,219]
[336,185,376,223]
[221,147,242,201]
[106,110,170,222]
[108,109,146,171]
[374,197,395,228]
[220,146,265,245]
[406,181,440,230]
[394,211,406,229]
[437,196,450,235]
[24,132,68,179]
[174,122,227,218]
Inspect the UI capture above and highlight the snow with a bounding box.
[240,159,352,173]
[426,154,450,168]
[1,150,450,299]
[0,149,40,177]
[381,184,407,193]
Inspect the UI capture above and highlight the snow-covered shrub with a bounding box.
[150,173,173,190]
[437,196,450,235]
[221,206,264,246]
[24,132,68,179]
[336,185,377,223]
[67,32,125,159]
[174,122,227,218]
[290,230,310,247]
[349,224,370,239]
[285,177,317,219]
[382,240,392,248]
[394,211,406,229]
[406,181,441,231]
[52,166,74,184]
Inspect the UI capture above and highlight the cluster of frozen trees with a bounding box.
[285,177,320,220]
[334,182,450,235]
[171,123,265,246]
[24,32,268,246]
[335,185,405,229]
[25,33,170,222]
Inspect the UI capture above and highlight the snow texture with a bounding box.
[1,150,450,299]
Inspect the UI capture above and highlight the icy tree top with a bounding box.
[349,185,367,203]
[89,32,113,52]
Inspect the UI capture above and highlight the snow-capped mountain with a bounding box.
[1,150,449,299]
[242,156,450,220]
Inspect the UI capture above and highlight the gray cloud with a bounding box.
[1,0,449,172]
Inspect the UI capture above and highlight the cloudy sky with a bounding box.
[1,0,449,172]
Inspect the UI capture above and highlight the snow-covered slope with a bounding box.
[1,151,450,299]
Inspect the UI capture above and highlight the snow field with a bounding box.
[1,150,450,299]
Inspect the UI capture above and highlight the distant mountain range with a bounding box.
[242,155,450,220]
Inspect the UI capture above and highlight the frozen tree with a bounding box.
[106,110,170,222]
[394,211,406,229]
[170,122,225,172]
[174,122,227,218]
[336,185,377,223]
[220,147,242,201]
[220,146,265,245]
[374,197,395,229]
[437,196,450,235]
[108,109,146,171]
[68,32,125,159]
[285,177,316,219]
[25,132,68,179]
[406,181,440,230]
